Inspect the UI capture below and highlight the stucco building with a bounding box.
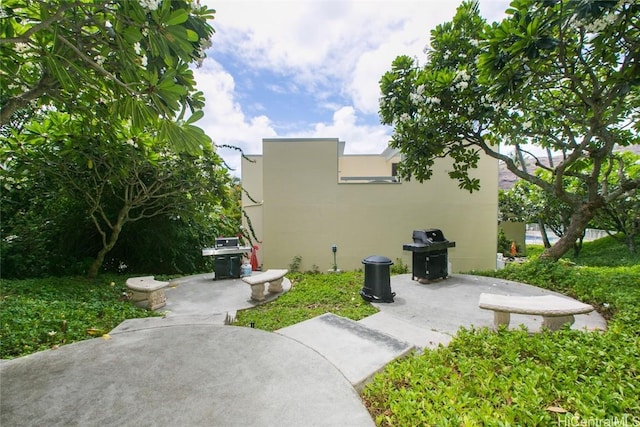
[241,138,498,273]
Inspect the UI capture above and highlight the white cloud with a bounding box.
[193,61,277,172]
[195,0,512,173]
[281,106,391,154]
[207,1,506,111]
[345,1,511,114]
[345,2,461,114]
[294,106,392,154]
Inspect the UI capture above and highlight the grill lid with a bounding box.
[412,229,447,244]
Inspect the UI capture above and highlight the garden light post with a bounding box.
[332,244,337,272]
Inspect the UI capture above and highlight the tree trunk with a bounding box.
[86,208,129,278]
[540,204,597,261]
[573,235,584,257]
[628,219,638,254]
[538,218,552,248]
[87,248,108,279]
[515,144,528,173]
[626,234,637,254]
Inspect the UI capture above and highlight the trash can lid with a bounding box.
[362,255,393,265]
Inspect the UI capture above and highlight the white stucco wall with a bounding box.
[242,138,498,273]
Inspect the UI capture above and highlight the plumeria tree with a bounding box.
[0,0,240,277]
[1,0,215,153]
[380,0,640,261]
[2,111,233,278]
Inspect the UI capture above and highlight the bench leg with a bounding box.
[128,289,166,310]
[250,283,266,302]
[542,315,574,331]
[493,311,510,329]
[147,289,167,310]
[267,278,284,294]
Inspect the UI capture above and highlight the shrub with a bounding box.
[289,255,302,273]
[391,258,409,275]
[364,325,640,426]
[497,227,511,255]
[0,275,160,359]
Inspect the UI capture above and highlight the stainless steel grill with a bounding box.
[202,237,252,280]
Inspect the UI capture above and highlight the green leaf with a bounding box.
[165,26,194,56]
[162,54,176,68]
[165,9,188,26]
[536,36,557,50]
[44,55,76,91]
[122,27,142,44]
[185,29,199,42]
[185,110,204,125]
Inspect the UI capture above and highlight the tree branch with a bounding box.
[474,137,554,194]
[0,74,58,126]
[0,2,87,45]
[55,33,135,95]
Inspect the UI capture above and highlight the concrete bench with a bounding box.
[242,269,288,302]
[126,276,170,310]
[479,293,594,331]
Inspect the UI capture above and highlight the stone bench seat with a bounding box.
[126,276,170,310]
[242,269,288,302]
[479,293,594,331]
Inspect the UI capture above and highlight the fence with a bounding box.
[525,224,611,245]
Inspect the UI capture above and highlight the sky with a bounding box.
[195,0,512,175]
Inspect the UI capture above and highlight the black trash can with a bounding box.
[360,255,395,303]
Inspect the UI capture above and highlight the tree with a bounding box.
[379,0,640,261]
[591,151,640,254]
[503,173,585,253]
[0,0,237,278]
[0,0,215,153]
[499,185,530,224]
[2,111,233,278]
[0,162,95,278]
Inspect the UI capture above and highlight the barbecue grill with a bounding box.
[202,237,252,280]
[403,229,455,281]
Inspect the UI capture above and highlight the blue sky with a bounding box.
[196,0,512,175]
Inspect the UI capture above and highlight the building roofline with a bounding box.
[381,146,400,160]
[262,137,340,143]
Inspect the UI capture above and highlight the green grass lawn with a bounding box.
[233,271,379,330]
[0,275,161,359]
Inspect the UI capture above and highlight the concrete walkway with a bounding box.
[0,273,606,426]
